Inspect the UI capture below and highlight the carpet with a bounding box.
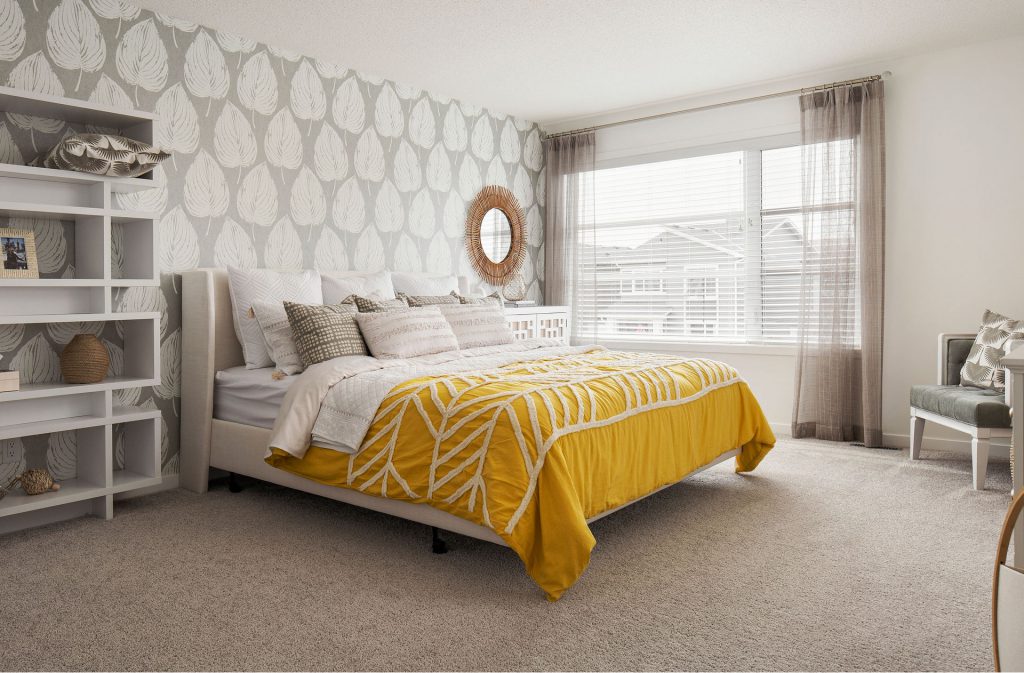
[0,439,1011,671]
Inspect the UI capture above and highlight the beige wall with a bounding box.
[547,34,1024,453]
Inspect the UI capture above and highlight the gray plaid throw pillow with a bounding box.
[284,301,367,366]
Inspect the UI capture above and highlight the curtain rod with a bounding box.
[543,71,891,141]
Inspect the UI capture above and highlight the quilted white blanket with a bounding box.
[268,339,601,457]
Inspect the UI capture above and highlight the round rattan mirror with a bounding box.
[465,185,526,286]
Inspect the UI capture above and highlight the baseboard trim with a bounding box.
[767,422,1008,459]
[114,474,179,501]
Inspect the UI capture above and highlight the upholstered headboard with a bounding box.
[178,268,472,493]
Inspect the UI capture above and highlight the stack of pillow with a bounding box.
[227,267,511,376]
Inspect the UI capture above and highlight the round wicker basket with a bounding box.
[60,333,109,384]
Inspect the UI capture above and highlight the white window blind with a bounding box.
[573,138,858,346]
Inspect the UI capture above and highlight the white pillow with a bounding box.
[354,307,459,359]
[251,300,304,375]
[391,272,458,296]
[439,305,514,349]
[227,267,322,369]
[322,271,395,304]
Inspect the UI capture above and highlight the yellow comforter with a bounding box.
[267,350,775,600]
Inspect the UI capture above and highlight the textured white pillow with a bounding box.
[354,307,459,359]
[251,301,304,375]
[390,272,459,296]
[227,267,322,369]
[439,305,514,349]
[321,271,395,304]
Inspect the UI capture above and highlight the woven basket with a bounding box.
[60,333,109,384]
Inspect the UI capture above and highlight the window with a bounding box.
[573,137,857,346]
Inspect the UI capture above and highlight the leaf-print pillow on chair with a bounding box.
[43,133,170,178]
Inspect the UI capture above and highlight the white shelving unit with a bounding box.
[0,85,162,534]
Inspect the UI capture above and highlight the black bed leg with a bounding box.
[431,526,448,554]
[228,472,243,493]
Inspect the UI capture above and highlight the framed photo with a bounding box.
[0,228,38,279]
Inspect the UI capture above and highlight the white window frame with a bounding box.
[582,133,804,355]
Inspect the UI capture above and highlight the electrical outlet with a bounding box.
[0,439,17,464]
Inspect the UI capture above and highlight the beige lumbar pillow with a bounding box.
[960,309,1024,390]
[438,305,514,349]
[354,307,459,359]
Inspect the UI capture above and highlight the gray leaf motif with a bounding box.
[115,18,168,105]
[0,323,24,351]
[470,115,494,162]
[499,119,521,164]
[47,431,77,480]
[352,227,385,272]
[392,140,421,193]
[313,227,347,272]
[0,122,23,165]
[154,329,180,400]
[155,83,199,166]
[45,0,106,91]
[237,163,278,228]
[392,233,420,272]
[313,123,347,184]
[264,217,302,270]
[10,333,59,384]
[425,231,453,275]
[213,102,256,178]
[331,177,364,234]
[332,76,365,134]
[88,72,132,110]
[183,149,229,235]
[0,0,26,62]
[374,180,403,233]
[374,83,404,139]
[237,51,277,119]
[407,97,435,150]
[289,166,326,236]
[159,206,199,280]
[426,144,451,193]
[354,129,384,182]
[7,52,65,142]
[265,107,302,177]
[290,59,326,134]
[184,29,229,116]
[214,217,257,269]
[408,189,435,240]
[442,105,467,152]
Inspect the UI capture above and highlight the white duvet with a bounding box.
[268,339,601,458]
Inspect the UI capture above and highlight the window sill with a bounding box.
[579,338,798,357]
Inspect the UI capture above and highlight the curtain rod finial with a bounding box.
[882,70,892,79]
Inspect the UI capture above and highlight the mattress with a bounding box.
[214,366,293,428]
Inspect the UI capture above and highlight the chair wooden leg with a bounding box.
[972,435,990,490]
[910,413,925,460]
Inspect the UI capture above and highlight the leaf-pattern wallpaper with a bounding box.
[0,0,546,483]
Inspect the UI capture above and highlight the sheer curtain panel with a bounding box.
[791,80,885,446]
[544,132,595,313]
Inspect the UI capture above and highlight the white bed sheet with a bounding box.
[214,366,294,428]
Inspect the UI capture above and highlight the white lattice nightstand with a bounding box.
[504,306,570,343]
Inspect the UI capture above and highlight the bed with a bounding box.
[180,268,775,600]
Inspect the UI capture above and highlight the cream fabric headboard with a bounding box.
[178,268,473,493]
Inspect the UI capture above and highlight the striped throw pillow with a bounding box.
[438,305,514,349]
[354,307,459,359]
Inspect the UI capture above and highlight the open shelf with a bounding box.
[0,477,107,516]
[0,377,157,402]
[0,413,107,441]
[0,163,161,194]
[0,84,160,529]
[0,311,159,324]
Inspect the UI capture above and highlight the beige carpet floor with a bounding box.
[0,438,1013,671]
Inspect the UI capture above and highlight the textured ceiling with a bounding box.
[130,0,1024,125]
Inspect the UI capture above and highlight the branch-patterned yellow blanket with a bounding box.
[267,349,775,600]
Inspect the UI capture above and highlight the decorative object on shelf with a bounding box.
[3,469,61,498]
[0,369,18,392]
[502,272,528,302]
[43,133,170,178]
[465,185,527,286]
[60,334,110,384]
[0,227,38,279]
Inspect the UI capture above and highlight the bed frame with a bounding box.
[178,268,739,551]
